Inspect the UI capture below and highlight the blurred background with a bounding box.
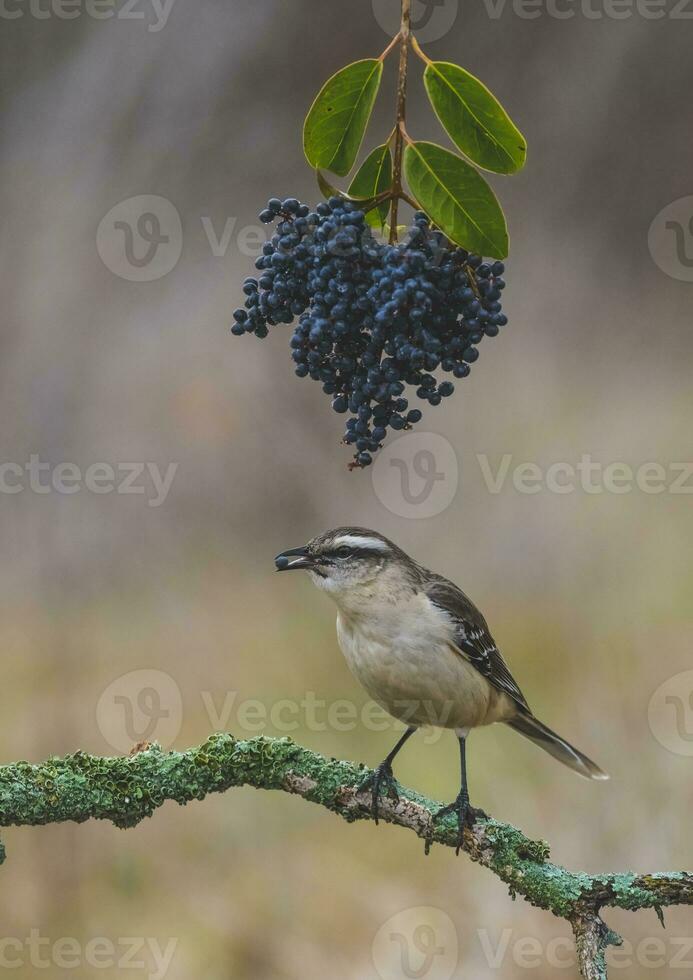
[0,0,692,977]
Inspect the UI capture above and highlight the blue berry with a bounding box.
[231,196,510,466]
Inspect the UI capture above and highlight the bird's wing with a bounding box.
[425,574,530,712]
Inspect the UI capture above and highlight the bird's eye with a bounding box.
[334,546,352,559]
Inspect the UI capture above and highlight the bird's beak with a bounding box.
[275,546,314,572]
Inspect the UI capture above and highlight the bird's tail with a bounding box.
[507,713,609,781]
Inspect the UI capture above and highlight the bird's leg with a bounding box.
[358,726,416,824]
[432,733,487,854]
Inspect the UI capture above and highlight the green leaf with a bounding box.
[348,145,392,228]
[404,141,508,257]
[303,59,383,177]
[316,170,347,201]
[315,170,381,210]
[424,61,526,175]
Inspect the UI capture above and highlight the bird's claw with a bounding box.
[358,761,399,824]
[431,794,487,855]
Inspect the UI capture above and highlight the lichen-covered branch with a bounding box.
[0,734,690,978]
[572,913,623,980]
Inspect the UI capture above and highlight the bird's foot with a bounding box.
[431,793,487,855]
[358,761,399,824]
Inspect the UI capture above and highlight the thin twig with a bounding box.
[389,0,411,244]
[410,34,432,66]
[378,32,401,62]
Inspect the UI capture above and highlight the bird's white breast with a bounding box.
[335,591,505,730]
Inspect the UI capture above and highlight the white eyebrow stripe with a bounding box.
[332,535,390,552]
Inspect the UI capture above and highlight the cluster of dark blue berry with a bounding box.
[232,196,507,467]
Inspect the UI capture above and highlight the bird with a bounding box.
[275,526,608,851]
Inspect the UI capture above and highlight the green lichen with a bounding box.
[0,730,691,956]
[484,820,551,864]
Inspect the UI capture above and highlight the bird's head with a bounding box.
[275,527,407,600]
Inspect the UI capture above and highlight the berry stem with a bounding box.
[361,190,395,215]
[378,32,402,62]
[410,34,432,66]
[399,189,419,210]
[399,122,414,146]
[389,0,411,245]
